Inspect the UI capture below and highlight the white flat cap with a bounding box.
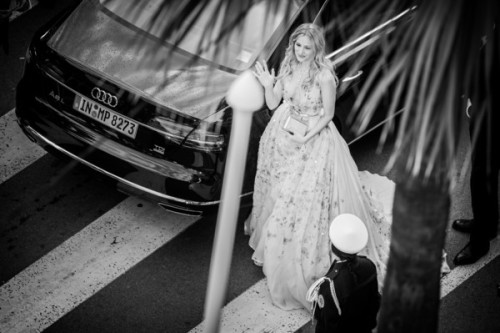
[329,213,368,254]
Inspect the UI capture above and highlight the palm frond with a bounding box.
[353,0,499,184]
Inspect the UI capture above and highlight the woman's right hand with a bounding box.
[253,61,275,89]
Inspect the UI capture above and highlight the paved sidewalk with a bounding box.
[439,251,500,333]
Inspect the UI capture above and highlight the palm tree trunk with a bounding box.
[377,163,450,333]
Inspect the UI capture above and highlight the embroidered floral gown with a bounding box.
[245,72,406,311]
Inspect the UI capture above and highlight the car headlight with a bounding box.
[149,115,225,152]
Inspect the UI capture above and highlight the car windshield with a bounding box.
[47,0,299,119]
[101,0,299,70]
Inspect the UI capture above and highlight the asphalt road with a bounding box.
[1,2,499,333]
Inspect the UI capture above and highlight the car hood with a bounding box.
[47,0,236,120]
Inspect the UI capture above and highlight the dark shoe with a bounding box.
[452,219,497,240]
[453,243,489,266]
[452,219,474,233]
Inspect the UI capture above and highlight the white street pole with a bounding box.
[202,71,264,333]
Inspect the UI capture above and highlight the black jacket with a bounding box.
[312,257,381,333]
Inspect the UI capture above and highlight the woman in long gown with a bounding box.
[248,23,449,311]
[247,23,394,311]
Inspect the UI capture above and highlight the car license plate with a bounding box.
[73,94,138,139]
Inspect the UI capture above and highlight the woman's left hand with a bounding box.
[288,132,308,145]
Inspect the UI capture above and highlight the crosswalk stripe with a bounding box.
[190,279,310,333]
[0,109,46,185]
[0,196,198,333]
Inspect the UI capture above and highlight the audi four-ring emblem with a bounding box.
[91,87,118,107]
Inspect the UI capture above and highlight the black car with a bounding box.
[16,0,412,215]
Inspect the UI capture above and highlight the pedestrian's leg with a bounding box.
[469,54,500,247]
[468,129,492,251]
[0,0,10,54]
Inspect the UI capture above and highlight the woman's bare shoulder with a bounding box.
[317,69,336,86]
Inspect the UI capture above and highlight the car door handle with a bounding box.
[342,70,363,82]
[466,97,472,118]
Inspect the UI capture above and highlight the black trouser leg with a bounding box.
[469,146,499,249]
[469,89,500,250]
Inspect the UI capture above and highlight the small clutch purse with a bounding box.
[283,113,308,136]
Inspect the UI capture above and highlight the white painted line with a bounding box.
[440,237,500,298]
[190,279,310,333]
[0,196,199,333]
[0,109,46,184]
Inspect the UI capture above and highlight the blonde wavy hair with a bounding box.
[277,23,338,86]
